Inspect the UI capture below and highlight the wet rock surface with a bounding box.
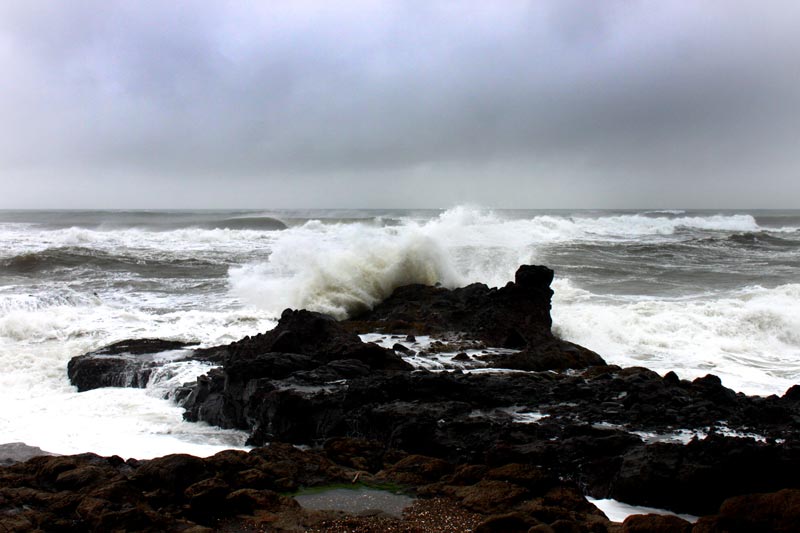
[67,339,195,392]
[4,443,796,532]
[0,443,620,532]
[57,264,800,530]
[347,264,557,348]
[0,443,58,466]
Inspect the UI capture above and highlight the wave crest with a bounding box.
[226,206,793,321]
[552,280,800,396]
[229,226,462,319]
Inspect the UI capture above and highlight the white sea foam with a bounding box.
[552,279,800,396]
[643,209,687,215]
[587,497,698,524]
[0,225,278,263]
[0,300,274,457]
[230,220,466,319]
[0,291,102,314]
[565,213,761,239]
[359,333,518,371]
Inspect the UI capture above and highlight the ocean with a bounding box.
[1,207,798,459]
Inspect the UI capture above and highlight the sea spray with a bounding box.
[552,279,800,396]
[230,220,464,319]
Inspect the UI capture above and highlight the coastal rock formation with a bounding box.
[0,443,611,532]
[0,443,57,466]
[348,264,605,371]
[197,308,412,372]
[2,443,798,532]
[63,264,800,524]
[348,264,557,348]
[67,339,193,392]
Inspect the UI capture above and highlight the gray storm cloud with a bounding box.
[0,1,798,208]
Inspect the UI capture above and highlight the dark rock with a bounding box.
[68,354,154,392]
[621,513,692,532]
[54,465,113,490]
[225,488,296,515]
[455,480,530,514]
[184,477,232,520]
[247,443,350,491]
[474,512,534,533]
[0,442,57,466]
[782,384,800,403]
[485,463,555,494]
[68,339,192,392]
[693,488,800,533]
[323,437,398,472]
[210,308,410,371]
[348,264,605,371]
[486,340,605,371]
[376,454,453,485]
[130,453,208,494]
[180,311,412,438]
[549,519,583,533]
[349,265,557,349]
[607,435,800,515]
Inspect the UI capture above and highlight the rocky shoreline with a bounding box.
[3,265,800,532]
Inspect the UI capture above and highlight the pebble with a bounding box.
[305,497,483,532]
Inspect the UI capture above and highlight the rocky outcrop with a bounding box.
[198,308,411,371]
[0,443,57,466]
[178,309,412,435]
[3,443,798,532]
[67,339,193,392]
[347,264,606,370]
[0,442,617,532]
[64,264,800,522]
[348,264,558,348]
[693,488,800,532]
[177,357,800,514]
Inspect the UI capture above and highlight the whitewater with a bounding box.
[1,207,799,459]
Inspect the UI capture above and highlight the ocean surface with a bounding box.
[1,207,799,459]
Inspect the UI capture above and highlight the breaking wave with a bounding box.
[0,247,230,277]
[227,206,796,320]
[553,280,800,396]
[724,232,798,248]
[198,216,287,231]
[0,291,102,314]
[229,224,464,319]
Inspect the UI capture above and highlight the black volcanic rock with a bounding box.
[199,308,411,371]
[348,264,605,370]
[0,442,57,466]
[485,339,605,371]
[180,309,412,435]
[67,339,192,392]
[608,435,800,515]
[348,265,557,349]
[694,488,800,532]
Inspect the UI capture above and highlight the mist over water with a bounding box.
[1,207,799,457]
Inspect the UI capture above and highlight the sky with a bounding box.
[1,1,799,209]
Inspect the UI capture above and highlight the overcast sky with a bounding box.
[1,1,798,208]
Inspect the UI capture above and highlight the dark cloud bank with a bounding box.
[1,1,798,208]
